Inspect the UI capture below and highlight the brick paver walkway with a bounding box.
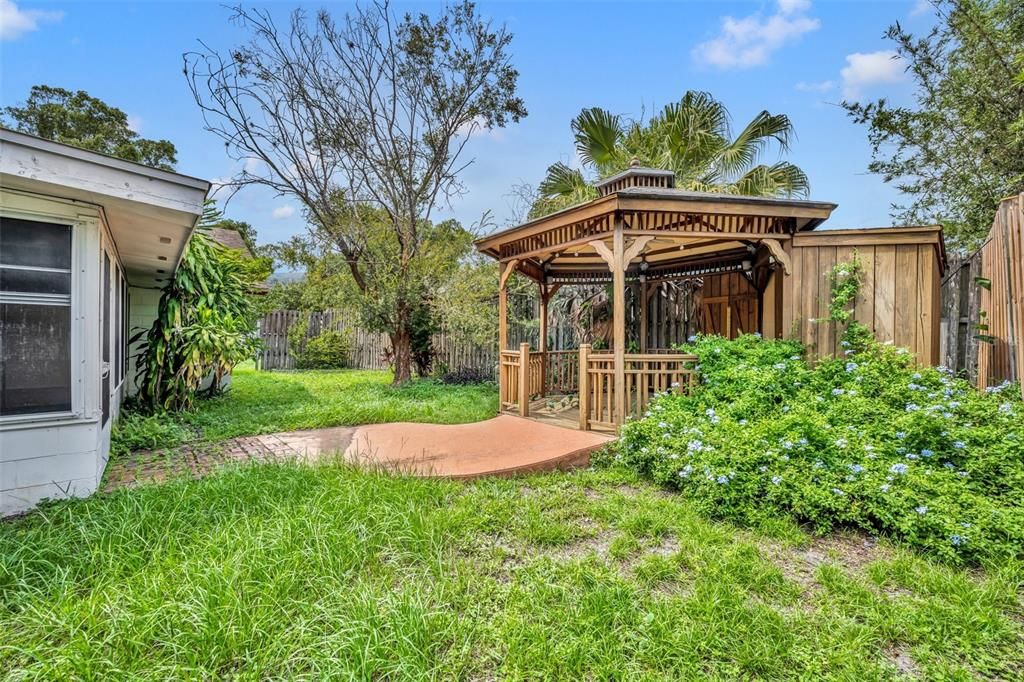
[103,434,306,492]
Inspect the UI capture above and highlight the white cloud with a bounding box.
[0,0,63,41]
[840,50,906,99]
[126,114,143,133]
[910,0,931,17]
[271,205,295,220]
[693,0,820,69]
[778,0,811,14]
[795,80,835,93]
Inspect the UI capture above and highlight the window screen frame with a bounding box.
[0,207,86,424]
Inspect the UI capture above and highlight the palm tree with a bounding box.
[531,91,810,219]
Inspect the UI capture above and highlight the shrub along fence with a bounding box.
[257,309,508,375]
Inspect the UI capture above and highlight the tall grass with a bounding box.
[2,463,1021,679]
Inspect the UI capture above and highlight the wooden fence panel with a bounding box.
[787,227,945,365]
[976,194,1023,395]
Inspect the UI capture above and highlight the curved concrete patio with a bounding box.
[278,414,612,478]
[104,415,611,491]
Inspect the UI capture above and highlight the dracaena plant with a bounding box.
[132,204,260,411]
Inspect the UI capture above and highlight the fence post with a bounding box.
[578,344,591,430]
[518,342,530,417]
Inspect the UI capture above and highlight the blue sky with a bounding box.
[2,0,934,246]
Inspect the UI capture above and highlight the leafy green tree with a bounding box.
[843,0,1024,249]
[186,1,526,384]
[269,198,483,377]
[2,85,177,170]
[532,91,809,218]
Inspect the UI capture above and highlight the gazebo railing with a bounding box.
[578,348,698,430]
[545,350,579,394]
[498,343,698,429]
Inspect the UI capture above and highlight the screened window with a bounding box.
[0,217,73,416]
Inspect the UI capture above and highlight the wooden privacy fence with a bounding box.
[976,194,1023,395]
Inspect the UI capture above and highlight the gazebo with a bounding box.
[476,163,944,431]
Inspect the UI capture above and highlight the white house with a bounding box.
[0,129,210,515]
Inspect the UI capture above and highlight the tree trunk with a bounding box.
[390,327,413,386]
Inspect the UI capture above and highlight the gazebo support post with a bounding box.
[578,343,591,430]
[639,279,648,353]
[612,219,626,426]
[538,281,548,397]
[518,341,530,416]
[498,259,518,353]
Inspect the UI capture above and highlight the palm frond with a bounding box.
[717,111,796,180]
[733,162,810,198]
[571,107,623,171]
[537,161,589,198]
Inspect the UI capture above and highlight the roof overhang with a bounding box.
[0,128,210,287]
[475,187,837,283]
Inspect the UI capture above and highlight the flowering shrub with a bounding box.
[615,332,1023,565]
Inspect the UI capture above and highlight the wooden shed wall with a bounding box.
[976,194,1023,392]
[780,228,944,364]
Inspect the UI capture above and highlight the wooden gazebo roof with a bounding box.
[475,174,838,284]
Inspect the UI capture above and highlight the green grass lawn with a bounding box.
[118,364,499,450]
[2,462,1021,679]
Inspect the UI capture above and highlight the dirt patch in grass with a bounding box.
[759,532,894,597]
[883,642,920,679]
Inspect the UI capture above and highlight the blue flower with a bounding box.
[915,505,928,515]
[832,488,846,496]
[771,476,782,485]
[950,534,966,546]
[679,465,693,478]
[848,464,864,474]
[896,432,907,439]
[832,388,845,396]
[773,362,787,370]
[845,362,858,372]
[716,475,730,485]
[921,449,934,458]
[953,440,966,450]
[880,484,891,492]
[890,463,909,475]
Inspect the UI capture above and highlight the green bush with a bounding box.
[614,332,1024,566]
[295,329,352,370]
[111,411,193,457]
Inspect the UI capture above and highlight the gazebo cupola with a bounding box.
[594,159,676,196]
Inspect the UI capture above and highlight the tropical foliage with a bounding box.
[843,0,1024,249]
[132,204,260,411]
[531,91,809,218]
[2,84,177,170]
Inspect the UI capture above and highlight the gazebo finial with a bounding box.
[629,157,641,168]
